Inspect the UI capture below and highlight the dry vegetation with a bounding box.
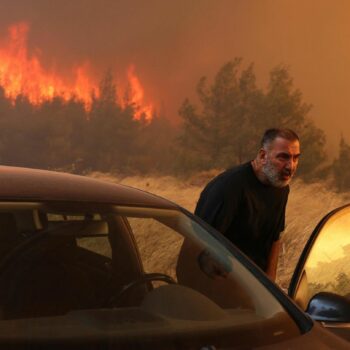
[90,171,350,290]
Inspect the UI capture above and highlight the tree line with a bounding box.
[0,71,176,174]
[0,59,349,191]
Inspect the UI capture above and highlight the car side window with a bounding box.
[76,236,112,258]
[47,213,112,258]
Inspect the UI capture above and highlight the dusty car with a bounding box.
[0,166,348,349]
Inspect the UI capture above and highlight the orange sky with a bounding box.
[0,0,349,155]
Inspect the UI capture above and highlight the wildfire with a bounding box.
[0,22,153,120]
[126,65,153,121]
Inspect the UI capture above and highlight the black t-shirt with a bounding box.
[195,162,289,270]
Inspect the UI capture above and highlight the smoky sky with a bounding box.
[0,0,349,155]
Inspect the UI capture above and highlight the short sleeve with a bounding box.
[195,178,241,236]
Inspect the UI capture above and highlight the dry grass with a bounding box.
[89,171,350,290]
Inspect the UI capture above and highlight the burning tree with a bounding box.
[83,71,139,172]
[0,22,161,173]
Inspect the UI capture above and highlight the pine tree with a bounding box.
[84,71,139,172]
[177,60,327,178]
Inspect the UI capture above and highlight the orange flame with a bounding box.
[126,64,153,121]
[0,22,98,108]
[0,22,153,120]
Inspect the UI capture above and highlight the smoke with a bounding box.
[0,0,348,154]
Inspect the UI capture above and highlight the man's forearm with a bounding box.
[266,240,280,282]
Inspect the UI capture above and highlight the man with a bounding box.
[195,128,301,281]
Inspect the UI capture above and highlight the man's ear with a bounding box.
[258,148,267,164]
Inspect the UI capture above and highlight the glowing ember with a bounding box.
[0,22,153,120]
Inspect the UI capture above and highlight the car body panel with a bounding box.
[258,322,349,349]
[0,311,347,350]
[0,166,176,209]
[0,166,347,349]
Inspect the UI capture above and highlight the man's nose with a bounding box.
[285,159,292,169]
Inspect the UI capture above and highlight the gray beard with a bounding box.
[262,161,290,188]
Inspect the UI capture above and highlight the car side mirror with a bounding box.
[306,291,350,322]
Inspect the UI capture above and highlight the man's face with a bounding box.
[262,137,301,188]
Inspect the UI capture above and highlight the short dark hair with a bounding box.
[261,128,299,149]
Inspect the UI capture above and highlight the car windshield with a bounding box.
[0,201,302,348]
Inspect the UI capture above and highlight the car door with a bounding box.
[288,204,350,341]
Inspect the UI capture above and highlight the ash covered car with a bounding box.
[0,166,348,349]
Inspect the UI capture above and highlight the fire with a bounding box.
[0,22,96,107]
[0,22,153,120]
[126,65,153,121]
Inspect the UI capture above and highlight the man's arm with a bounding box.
[265,239,280,282]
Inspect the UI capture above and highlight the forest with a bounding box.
[0,59,348,190]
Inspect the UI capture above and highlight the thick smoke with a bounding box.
[0,0,348,154]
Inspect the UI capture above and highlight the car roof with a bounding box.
[0,166,178,209]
